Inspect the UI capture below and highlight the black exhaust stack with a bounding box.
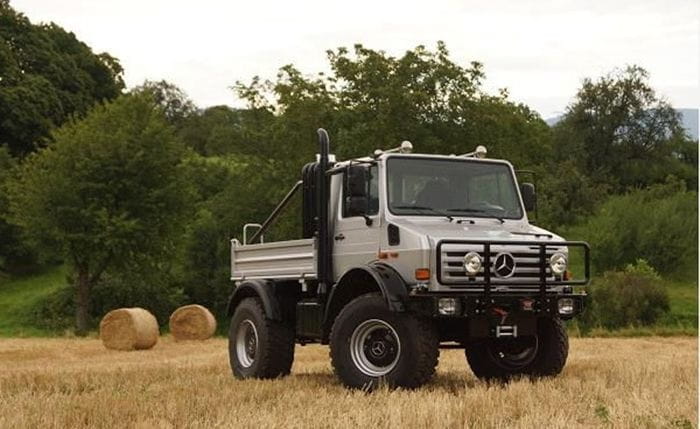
[316,128,331,295]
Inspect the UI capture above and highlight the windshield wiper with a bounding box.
[392,205,454,222]
[446,208,505,224]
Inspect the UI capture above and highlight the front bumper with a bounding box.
[407,292,586,339]
[407,292,586,320]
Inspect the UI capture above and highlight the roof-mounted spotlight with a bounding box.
[461,145,488,159]
[373,140,414,158]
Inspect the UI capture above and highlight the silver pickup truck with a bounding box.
[226,129,590,390]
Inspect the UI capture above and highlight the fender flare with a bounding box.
[327,262,409,314]
[321,262,409,342]
[227,279,281,320]
[367,262,410,311]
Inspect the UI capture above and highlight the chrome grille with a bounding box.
[439,242,565,289]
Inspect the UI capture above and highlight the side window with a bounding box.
[342,165,379,218]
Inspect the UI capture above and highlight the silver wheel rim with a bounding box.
[350,319,401,377]
[235,319,258,368]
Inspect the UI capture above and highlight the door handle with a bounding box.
[334,233,345,241]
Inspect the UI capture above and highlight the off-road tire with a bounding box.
[228,297,294,379]
[528,317,568,377]
[465,317,568,381]
[329,293,439,390]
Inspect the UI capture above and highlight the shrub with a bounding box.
[30,281,74,331]
[90,271,186,326]
[31,270,185,331]
[565,178,698,275]
[579,260,670,331]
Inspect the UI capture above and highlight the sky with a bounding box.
[11,0,700,118]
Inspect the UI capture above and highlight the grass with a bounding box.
[662,277,699,327]
[0,336,696,428]
[0,265,66,337]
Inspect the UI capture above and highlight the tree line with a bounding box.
[0,2,697,333]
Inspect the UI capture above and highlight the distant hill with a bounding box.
[546,108,699,141]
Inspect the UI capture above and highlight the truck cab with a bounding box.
[227,129,589,390]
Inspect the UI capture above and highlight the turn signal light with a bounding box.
[415,268,430,281]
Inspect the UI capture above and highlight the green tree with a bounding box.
[179,106,276,157]
[325,43,544,160]
[131,80,197,128]
[537,161,610,228]
[176,154,297,320]
[233,42,551,184]
[552,66,689,190]
[0,2,124,156]
[6,94,192,333]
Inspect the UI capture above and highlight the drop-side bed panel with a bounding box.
[231,238,317,281]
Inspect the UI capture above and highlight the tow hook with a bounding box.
[491,307,508,325]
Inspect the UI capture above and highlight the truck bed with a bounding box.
[230,238,317,281]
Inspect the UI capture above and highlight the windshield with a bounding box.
[386,157,523,220]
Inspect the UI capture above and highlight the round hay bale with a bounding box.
[169,304,217,341]
[99,307,159,351]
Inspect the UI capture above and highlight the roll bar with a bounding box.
[248,180,303,244]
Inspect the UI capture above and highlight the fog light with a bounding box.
[438,298,460,316]
[550,252,568,276]
[463,252,482,276]
[558,298,575,315]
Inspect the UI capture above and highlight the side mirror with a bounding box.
[346,196,369,216]
[347,165,369,198]
[520,182,537,212]
[345,165,372,224]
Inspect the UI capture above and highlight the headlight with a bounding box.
[550,252,567,276]
[463,251,482,275]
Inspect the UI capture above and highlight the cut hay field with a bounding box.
[0,337,696,428]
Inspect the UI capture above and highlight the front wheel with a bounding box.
[465,317,568,381]
[330,294,439,390]
[228,297,295,379]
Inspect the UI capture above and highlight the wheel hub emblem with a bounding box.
[370,341,386,357]
[494,252,516,278]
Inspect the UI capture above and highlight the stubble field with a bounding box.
[0,336,696,428]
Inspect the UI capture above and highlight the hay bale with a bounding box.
[169,304,217,341]
[99,308,159,351]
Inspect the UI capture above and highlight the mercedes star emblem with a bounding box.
[493,252,516,278]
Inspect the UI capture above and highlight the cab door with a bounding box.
[332,165,381,277]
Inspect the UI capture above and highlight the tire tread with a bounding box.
[230,297,295,379]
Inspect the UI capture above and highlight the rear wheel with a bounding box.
[228,297,294,379]
[465,317,568,381]
[330,294,439,390]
